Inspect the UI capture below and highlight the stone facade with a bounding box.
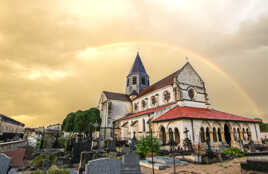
[98,53,261,149]
[0,114,24,136]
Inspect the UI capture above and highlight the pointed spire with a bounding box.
[129,52,147,75]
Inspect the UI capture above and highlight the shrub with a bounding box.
[49,153,57,165]
[47,169,70,174]
[31,154,46,169]
[221,147,245,157]
[135,135,160,159]
[30,170,42,174]
[58,135,66,148]
[35,137,48,150]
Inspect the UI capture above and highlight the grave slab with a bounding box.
[0,153,11,174]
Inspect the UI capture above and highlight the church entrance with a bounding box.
[224,124,231,145]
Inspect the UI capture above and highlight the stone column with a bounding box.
[209,130,213,143]
[166,131,170,144]
[221,131,225,143]
[230,130,235,145]
[239,131,243,141]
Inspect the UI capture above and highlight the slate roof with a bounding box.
[128,52,147,75]
[153,106,260,123]
[103,91,130,102]
[118,103,174,121]
[0,114,25,127]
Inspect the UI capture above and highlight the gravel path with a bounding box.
[141,157,246,174]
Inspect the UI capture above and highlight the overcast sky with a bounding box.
[0,0,267,127]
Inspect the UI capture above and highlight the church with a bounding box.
[98,53,261,149]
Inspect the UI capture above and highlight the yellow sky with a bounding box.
[0,0,267,127]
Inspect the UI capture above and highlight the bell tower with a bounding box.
[126,52,150,96]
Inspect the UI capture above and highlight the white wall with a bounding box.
[133,85,175,112]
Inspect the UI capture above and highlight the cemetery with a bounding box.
[1,117,268,174]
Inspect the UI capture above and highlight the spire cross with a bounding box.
[185,56,189,62]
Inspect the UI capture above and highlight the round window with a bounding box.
[188,88,195,100]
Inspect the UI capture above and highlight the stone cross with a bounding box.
[184,128,189,139]
[0,153,11,174]
[85,158,121,174]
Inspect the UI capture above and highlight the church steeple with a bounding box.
[126,52,150,96]
[128,52,147,75]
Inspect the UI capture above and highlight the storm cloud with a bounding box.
[0,0,267,127]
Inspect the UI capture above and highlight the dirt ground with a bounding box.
[141,157,246,174]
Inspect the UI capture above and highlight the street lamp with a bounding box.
[147,119,155,174]
[0,117,2,139]
[93,121,99,139]
[169,129,176,174]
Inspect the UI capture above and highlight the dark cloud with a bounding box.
[0,0,267,126]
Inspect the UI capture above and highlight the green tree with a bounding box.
[255,118,268,132]
[62,108,101,134]
[62,112,75,132]
[135,135,160,159]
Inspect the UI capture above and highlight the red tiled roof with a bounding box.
[103,91,130,102]
[153,106,260,123]
[135,72,177,99]
[118,103,175,121]
[135,63,190,99]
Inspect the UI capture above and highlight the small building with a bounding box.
[47,123,61,131]
[0,114,25,141]
[98,53,261,150]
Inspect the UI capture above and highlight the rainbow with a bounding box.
[79,41,263,119]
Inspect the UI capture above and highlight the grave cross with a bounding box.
[184,128,189,139]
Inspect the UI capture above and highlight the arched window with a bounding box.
[151,96,156,106]
[247,128,251,141]
[142,77,146,85]
[142,100,147,109]
[188,88,195,100]
[233,128,237,141]
[213,127,217,142]
[206,127,210,142]
[174,128,180,145]
[134,103,138,111]
[133,76,137,85]
[218,128,222,142]
[160,126,166,145]
[163,91,171,102]
[200,127,205,143]
[242,128,246,140]
[168,128,173,145]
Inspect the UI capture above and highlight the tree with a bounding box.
[62,112,75,132]
[62,107,101,135]
[255,118,268,132]
[135,135,160,159]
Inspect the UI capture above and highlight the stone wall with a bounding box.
[0,140,26,152]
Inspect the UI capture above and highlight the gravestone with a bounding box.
[85,158,121,174]
[0,153,11,174]
[106,140,116,152]
[121,146,130,154]
[121,152,141,174]
[248,141,256,153]
[78,151,95,174]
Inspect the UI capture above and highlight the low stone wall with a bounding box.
[0,140,26,152]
